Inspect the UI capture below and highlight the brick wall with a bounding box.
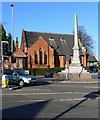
[28,37,54,68]
[82,49,87,67]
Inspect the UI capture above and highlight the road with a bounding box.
[1,78,100,119]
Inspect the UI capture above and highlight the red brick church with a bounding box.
[6,29,97,70]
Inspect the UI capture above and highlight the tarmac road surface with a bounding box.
[1,78,100,119]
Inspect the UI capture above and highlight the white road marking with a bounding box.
[51,84,98,88]
[59,81,98,83]
[2,97,99,103]
[15,88,51,92]
[84,86,98,89]
[2,91,88,96]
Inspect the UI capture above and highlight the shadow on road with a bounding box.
[2,99,52,120]
[23,79,51,88]
[52,90,100,120]
[35,79,51,86]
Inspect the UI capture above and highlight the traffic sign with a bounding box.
[66,54,70,61]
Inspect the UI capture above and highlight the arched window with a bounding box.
[34,52,38,64]
[39,48,42,64]
[44,52,47,64]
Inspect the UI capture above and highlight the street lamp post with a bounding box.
[10,3,14,70]
[10,3,14,53]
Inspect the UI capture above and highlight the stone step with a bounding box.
[60,67,89,74]
[58,72,92,79]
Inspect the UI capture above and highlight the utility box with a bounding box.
[91,73,98,79]
[1,75,9,88]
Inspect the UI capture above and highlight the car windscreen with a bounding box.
[16,70,28,76]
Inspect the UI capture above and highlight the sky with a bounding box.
[1,2,98,60]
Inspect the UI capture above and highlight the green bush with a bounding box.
[15,67,65,76]
[18,67,64,76]
[50,67,64,73]
[31,68,47,76]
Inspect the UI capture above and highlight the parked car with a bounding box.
[4,70,38,87]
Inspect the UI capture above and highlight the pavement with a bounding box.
[39,76,99,84]
[59,79,99,83]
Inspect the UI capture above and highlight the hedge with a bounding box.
[17,67,65,76]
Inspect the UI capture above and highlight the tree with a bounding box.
[78,26,94,55]
[13,40,16,52]
[7,33,12,51]
[0,24,16,52]
[7,33,16,52]
[0,24,7,41]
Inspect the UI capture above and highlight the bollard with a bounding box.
[1,75,9,88]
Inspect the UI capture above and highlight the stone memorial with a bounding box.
[61,14,88,74]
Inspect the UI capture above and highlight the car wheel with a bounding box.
[18,80,24,87]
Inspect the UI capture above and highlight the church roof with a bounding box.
[23,30,83,56]
[87,54,97,62]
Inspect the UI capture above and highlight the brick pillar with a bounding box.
[83,48,87,67]
[28,55,31,68]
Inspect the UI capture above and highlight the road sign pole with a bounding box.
[1,41,9,76]
[66,61,69,80]
[66,54,70,80]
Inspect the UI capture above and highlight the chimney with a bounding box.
[16,37,19,50]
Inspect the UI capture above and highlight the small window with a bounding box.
[34,52,38,64]
[18,58,22,68]
[44,52,47,64]
[49,37,54,40]
[39,48,42,64]
[60,37,65,41]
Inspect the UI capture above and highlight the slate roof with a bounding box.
[23,30,83,56]
[87,54,97,62]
